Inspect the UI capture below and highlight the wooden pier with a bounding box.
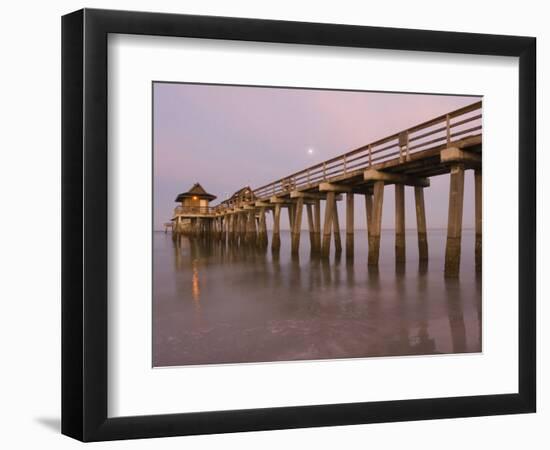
[171,101,482,277]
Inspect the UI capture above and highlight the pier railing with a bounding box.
[247,101,482,201]
[174,206,214,216]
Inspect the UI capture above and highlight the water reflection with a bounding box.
[153,230,481,367]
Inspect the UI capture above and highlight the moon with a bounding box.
[307,148,314,155]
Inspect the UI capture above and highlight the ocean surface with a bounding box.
[153,229,481,367]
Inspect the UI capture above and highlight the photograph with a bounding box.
[0,1,538,446]
[152,82,483,367]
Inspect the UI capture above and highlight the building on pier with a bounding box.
[225,186,256,207]
[172,183,216,234]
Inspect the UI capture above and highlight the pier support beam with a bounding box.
[243,212,249,242]
[229,214,236,243]
[313,199,321,253]
[365,192,373,244]
[258,207,268,249]
[368,181,385,266]
[287,204,295,233]
[251,210,258,245]
[475,169,482,272]
[395,184,406,263]
[306,204,315,253]
[414,186,429,260]
[272,204,281,252]
[333,198,342,254]
[246,210,257,245]
[237,212,246,244]
[322,192,335,257]
[346,192,354,259]
[291,198,304,256]
[445,164,465,277]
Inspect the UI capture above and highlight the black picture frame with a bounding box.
[61,8,536,442]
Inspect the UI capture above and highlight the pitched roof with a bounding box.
[175,183,217,202]
[227,186,255,202]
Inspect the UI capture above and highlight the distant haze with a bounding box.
[154,83,480,231]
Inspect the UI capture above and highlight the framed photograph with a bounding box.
[61,8,536,441]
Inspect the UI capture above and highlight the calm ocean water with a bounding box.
[153,229,481,367]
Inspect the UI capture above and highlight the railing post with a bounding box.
[405,131,410,161]
[323,162,327,180]
[307,169,311,185]
[446,114,451,144]
[343,154,347,174]
[368,144,372,167]
[398,132,406,163]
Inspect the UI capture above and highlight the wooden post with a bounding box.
[248,209,257,245]
[239,212,246,243]
[313,199,321,253]
[258,207,267,248]
[332,198,342,254]
[242,212,247,242]
[368,181,384,266]
[287,203,294,250]
[306,204,315,252]
[322,192,335,257]
[291,197,304,256]
[445,164,465,277]
[475,169,482,272]
[414,187,428,260]
[346,192,354,258]
[395,184,406,263]
[226,215,231,242]
[288,204,295,232]
[365,192,373,241]
[229,214,235,243]
[272,204,281,251]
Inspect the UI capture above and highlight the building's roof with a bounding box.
[175,183,217,202]
[226,186,255,203]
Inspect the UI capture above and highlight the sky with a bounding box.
[153,82,480,231]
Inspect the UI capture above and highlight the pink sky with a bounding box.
[154,83,480,231]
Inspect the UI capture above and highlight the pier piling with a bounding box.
[395,184,406,263]
[291,198,304,256]
[365,192,373,247]
[272,204,281,252]
[368,181,384,266]
[313,199,321,253]
[306,203,315,253]
[346,192,354,259]
[414,186,429,260]
[332,196,342,254]
[322,192,335,257]
[444,164,465,277]
[474,169,482,272]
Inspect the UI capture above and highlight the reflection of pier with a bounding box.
[170,102,482,277]
[167,235,478,357]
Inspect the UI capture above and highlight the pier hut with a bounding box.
[172,183,216,235]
